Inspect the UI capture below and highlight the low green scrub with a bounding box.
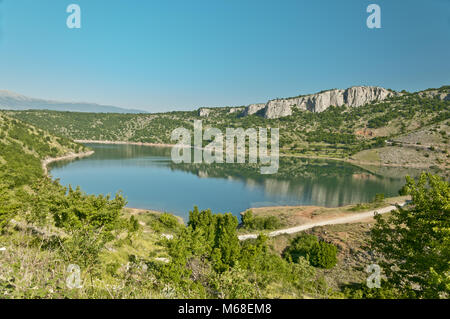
[284,233,338,269]
[241,210,282,231]
[348,193,385,212]
[147,212,182,232]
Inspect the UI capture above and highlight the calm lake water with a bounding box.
[48,143,425,220]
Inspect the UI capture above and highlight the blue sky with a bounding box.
[0,0,449,112]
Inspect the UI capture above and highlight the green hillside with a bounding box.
[0,106,448,299]
[0,115,328,298]
[7,86,449,169]
[0,113,86,188]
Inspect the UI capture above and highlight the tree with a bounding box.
[188,206,216,251]
[241,210,255,229]
[239,234,268,270]
[0,186,20,231]
[212,213,240,272]
[370,173,449,298]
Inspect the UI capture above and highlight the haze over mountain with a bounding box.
[0,90,146,113]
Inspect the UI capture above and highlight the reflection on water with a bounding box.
[48,143,427,220]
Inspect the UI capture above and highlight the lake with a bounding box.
[48,143,425,220]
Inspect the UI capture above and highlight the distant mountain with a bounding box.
[0,90,146,113]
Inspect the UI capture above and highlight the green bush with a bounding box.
[241,210,281,230]
[284,233,338,269]
[241,210,255,229]
[370,173,450,298]
[158,213,180,229]
[284,233,318,262]
[309,241,338,269]
[373,193,385,204]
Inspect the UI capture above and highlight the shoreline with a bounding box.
[74,139,176,148]
[42,150,95,175]
[282,153,438,169]
[238,201,408,240]
[74,139,442,169]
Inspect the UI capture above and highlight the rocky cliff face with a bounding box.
[242,86,399,119]
[242,103,266,116]
[229,107,245,114]
[418,90,450,101]
[198,108,211,117]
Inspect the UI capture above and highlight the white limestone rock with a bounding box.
[263,86,398,119]
[242,103,266,116]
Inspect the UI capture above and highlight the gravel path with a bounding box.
[238,202,406,241]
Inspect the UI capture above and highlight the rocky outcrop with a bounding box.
[418,90,450,101]
[239,86,397,119]
[229,107,245,114]
[344,86,394,107]
[263,101,293,119]
[262,86,398,119]
[200,86,414,120]
[198,108,211,117]
[242,103,266,116]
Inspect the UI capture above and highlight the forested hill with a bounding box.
[0,113,86,188]
[5,86,450,169]
[0,112,92,234]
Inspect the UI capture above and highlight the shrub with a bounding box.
[309,241,338,269]
[262,216,281,230]
[158,213,180,229]
[241,210,281,231]
[284,233,319,262]
[241,210,255,229]
[373,193,385,204]
[284,233,338,269]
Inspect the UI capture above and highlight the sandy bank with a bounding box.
[42,150,95,175]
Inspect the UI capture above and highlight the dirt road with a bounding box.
[238,202,406,241]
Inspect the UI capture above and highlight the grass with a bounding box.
[101,208,184,265]
[266,220,382,292]
[351,149,381,163]
[0,207,184,299]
